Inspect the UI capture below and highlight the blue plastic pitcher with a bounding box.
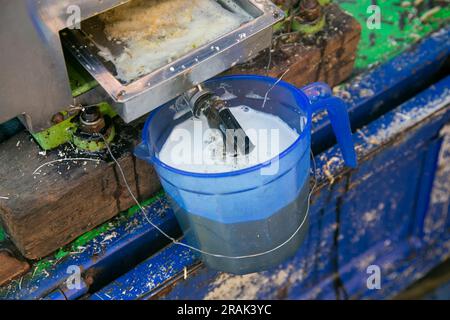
[136,75,357,274]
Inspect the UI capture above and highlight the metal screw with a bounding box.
[117,90,126,98]
[81,106,101,123]
[298,0,322,23]
[79,106,106,134]
[51,112,65,124]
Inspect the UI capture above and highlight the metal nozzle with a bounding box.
[184,86,255,156]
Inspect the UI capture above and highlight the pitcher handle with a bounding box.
[301,82,358,168]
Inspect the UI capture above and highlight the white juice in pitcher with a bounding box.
[158,106,300,173]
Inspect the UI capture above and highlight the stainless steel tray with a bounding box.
[61,0,284,123]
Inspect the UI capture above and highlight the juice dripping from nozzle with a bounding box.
[186,85,255,156]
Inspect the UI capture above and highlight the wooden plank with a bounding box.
[0,251,30,287]
[0,121,161,259]
[0,245,30,287]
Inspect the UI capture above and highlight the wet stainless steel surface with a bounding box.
[61,0,284,123]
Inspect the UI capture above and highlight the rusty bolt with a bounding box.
[51,112,65,124]
[81,106,101,123]
[79,106,106,134]
[117,90,126,98]
[298,0,323,23]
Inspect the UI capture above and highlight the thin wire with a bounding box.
[69,103,103,112]
[33,158,103,175]
[261,68,290,109]
[265,42,273,76]
[101,134,317,260]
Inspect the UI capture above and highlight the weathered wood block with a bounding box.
[0,249,30,286]
[0,125,161,260]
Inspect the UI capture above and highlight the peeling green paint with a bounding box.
[31,102,117,151]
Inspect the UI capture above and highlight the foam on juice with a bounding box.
[158,106,300,173]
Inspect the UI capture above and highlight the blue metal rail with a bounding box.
[313,26,449,152]
[0,27,449,300]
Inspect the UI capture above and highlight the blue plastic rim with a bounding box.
[136,75,357,178]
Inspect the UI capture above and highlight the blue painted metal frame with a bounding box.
[1,26,449,300]
[312,26,450,153]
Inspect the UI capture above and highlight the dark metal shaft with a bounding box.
[204,99,255,156]
[188,88,255,156]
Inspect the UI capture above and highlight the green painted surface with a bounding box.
[31,111,77,151]
[31,191,165,277]
[336,0,450,70]
[0,227,5,242]
[294,14,326,34]
[67,58,98,98]
[32,102,117,151]
[72,125,116,152]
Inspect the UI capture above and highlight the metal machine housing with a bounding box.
[0,0,283,132]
